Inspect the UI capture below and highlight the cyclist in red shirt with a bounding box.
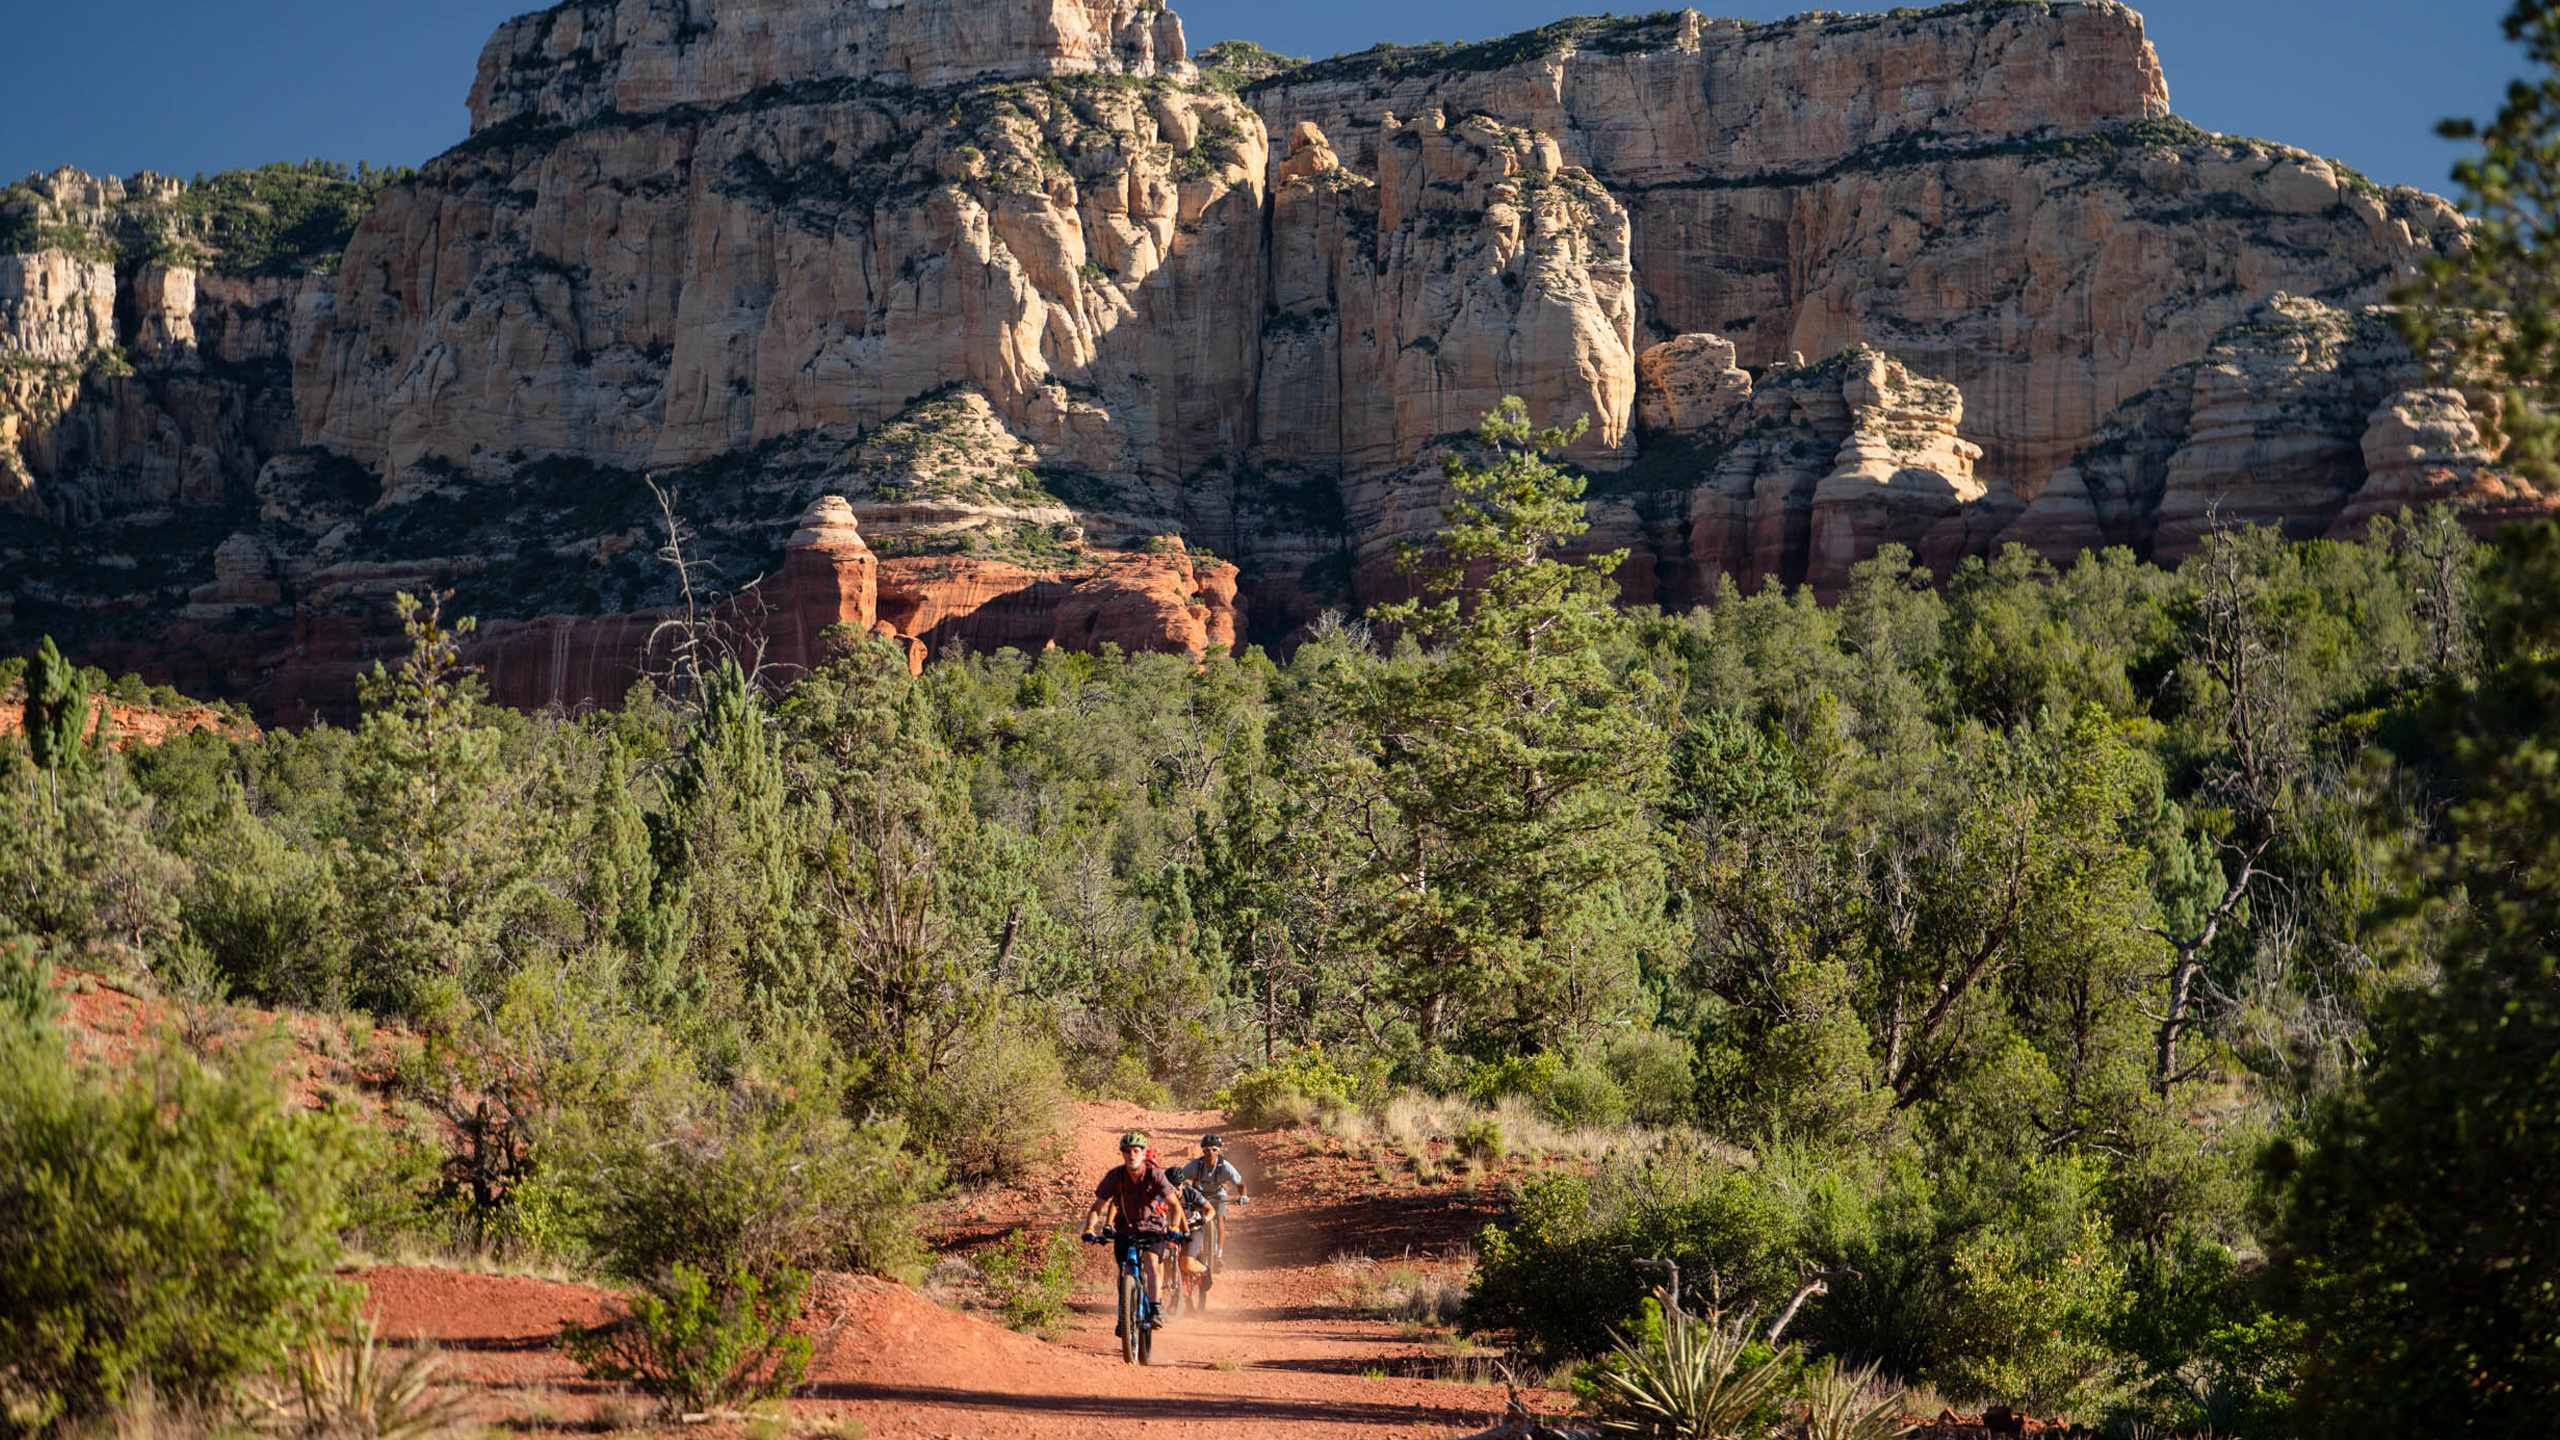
[1080,1130,1184,1332]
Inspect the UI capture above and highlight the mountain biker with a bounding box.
[1174,1134,1250,1263]
[1176,1133,1250,1205]
[1081,1130,1183,1332]
[1170,1178,1217,1309]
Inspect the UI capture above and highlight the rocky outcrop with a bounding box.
[0,691,255,750]
[1650,343,1997,596]
[6,0,2548,724]
[302,15,1267,497]
[877,538,1238,657]
[0,250,115,364]
[461,497,1239,714]
[2149,295,2415,557]
[1637,333,1751,437]
[1247,4,2459,506]
[2331,388,2552,537]
[1805,352,2005,594]
[2006,294,2560,562]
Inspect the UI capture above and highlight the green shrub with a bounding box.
[1603,1031,1694,1126]
[561,1263,811,1416]
[1218,1047,1380,1126]
[0,933,55,1031]
[171,783,349,1008]
[1462,1051,1563,1107]
[974,1228,1078,1337]
[1937,1209,2128,1415]
[585,1048,936,1286]
[0,764,192,967]
[1455,1116,1507,1163]
[1466,1144,1803,1363]
[1097,1049,1173,1111]
[1465,1050,1630,1128]
[0,1026,359,1430]
[892,1017,1067,1185]
[1542,1057,1631,1130]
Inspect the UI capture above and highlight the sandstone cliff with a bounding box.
[1,0,2545,723]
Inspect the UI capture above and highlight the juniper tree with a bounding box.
[341,593,533,1017]
[23,637,95,785]
[2272,520,2560,1432]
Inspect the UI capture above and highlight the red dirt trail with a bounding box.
[361,1101,1553,1439]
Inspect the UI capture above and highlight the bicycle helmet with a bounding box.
[1119,1130,1148,1149]
[1201,1133,1224,1150]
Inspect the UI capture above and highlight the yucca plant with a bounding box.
[1798,1358,1912,1440]
[1586,1299,1792,1439]
[260,1317,464,1440]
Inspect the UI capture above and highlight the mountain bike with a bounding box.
[1201,1191,1250,1279]
[1173,1185,1218,1315]
[1083,1224,1186,1365]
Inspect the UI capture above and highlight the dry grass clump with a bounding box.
[1328,1251,1472,1325]
[1303,1089,1664,1173]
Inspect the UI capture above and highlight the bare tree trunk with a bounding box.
[2148,839,2268,1097]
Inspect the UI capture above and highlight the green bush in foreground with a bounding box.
[0,1025,358,1431]
[561,1263,811,1416]
[974,1228,1078,1338]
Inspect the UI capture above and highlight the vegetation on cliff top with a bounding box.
[0,159,410,276]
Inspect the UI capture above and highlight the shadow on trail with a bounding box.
[804,1381,1485,1426]
[1233,1181,1508,1270]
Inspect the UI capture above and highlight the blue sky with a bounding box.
[0,0,2519,197]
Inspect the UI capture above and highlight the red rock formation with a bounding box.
[876,536,1240,658]
[463,504,1236,716]
[0,692,256,750]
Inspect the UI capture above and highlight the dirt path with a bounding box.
[364,1101,1553,1439]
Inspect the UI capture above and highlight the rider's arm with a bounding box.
[1222,1158,1248,1196]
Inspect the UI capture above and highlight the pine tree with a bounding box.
[1343,398,1675,1052]
[648,657,800,1011]
[581,738,680,980]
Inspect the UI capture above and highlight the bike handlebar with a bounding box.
[1082,1228,1191,1245]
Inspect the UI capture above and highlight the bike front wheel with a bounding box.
[1119,1269,1141,1364]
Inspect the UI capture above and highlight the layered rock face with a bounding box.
[464,496,1238,714]
[1647,341,1999,597]
[5,0,2551,723]
[2005,293,2557,562]
[468,0,1191,129]
[303,28,1267,496]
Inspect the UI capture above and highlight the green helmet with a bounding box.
[1118,1131,1148,1149]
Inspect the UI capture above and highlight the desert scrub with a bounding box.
[0,1023,364,1429]
[974,1228,1079,1338]
[1332,1255,1470,1325]
[1218,1047,1385,1126]
[561,1263,812,1415]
